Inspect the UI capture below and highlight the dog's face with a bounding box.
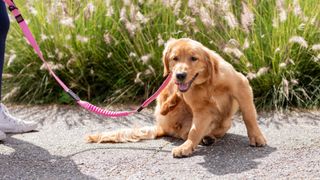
[162,38,218,93]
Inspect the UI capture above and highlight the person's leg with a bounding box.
[0,1,10,140]
[0,2,37,137]
[0,1,10,99]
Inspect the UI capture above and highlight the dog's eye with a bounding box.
[191,56,198,62]
[173,57,179,61]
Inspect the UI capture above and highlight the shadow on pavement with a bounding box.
[0,136,96,180]
[66,146,171,159]
[166,133,276,175]
[195,133,277,175]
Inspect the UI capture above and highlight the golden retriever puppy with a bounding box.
[87,38,266,158]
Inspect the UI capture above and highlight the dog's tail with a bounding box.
[86,126,164,143]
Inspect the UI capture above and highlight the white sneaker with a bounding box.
[0,103,38,133]
[0,130,5,140]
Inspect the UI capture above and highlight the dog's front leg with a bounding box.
[172,110,212,158]
[234,77,267,147]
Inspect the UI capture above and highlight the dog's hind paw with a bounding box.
[200,136,216,146]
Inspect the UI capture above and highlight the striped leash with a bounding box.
[3,0,172,117]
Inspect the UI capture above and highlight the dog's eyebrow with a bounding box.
[169,53,178,58]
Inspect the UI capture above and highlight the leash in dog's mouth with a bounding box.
[175,73,199,92]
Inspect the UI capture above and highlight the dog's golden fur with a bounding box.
[87,38,266,158]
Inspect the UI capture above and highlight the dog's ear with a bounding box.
[204,48,219,78]
[162,38,177,77]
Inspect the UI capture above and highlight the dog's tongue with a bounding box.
[178,83,189,91]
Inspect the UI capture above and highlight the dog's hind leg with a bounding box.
[202,98,238,146]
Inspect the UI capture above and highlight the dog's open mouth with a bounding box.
[175,73,199,92]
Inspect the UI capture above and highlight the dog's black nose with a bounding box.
[176,72,187,81]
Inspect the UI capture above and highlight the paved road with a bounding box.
[0,105,319,179]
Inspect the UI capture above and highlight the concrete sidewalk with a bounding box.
[0,105,319,179]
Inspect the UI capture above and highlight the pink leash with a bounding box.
[3,0,172,117]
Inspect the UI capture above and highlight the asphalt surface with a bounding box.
[0,105,319,179]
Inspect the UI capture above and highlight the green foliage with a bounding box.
[4,0,320,109]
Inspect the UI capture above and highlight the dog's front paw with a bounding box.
[249,132,267,147]
[172,140,194,158]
